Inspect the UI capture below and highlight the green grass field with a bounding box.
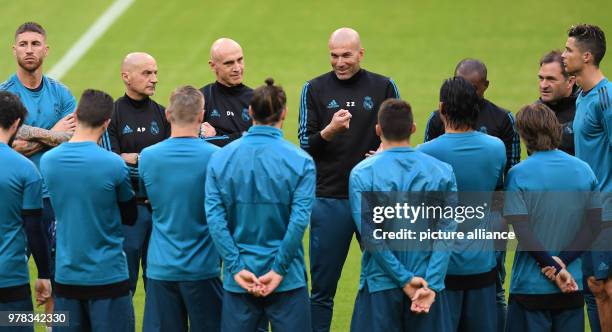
[6,0,611,330]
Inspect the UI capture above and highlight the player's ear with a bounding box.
[248,106,254,121]
[208,59,215,71]
[121,71,129,85]
[567,75,576,89]
[165,109,172,123]
[197,110,204,123]
[280,107,287,121]
[483,79,490,91]
[10,118,21,131]
[411,123,416,135]
[438,102,445,115]
[583,51,593,64]
[102,118,111,131]
[375,124,381,137]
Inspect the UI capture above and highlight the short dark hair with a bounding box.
[15,22,46,40]
[540,50,570,78]
[568,24,606,66]
[0,91,28,130]
[454,58,487,80]
[250,78,286,124]
[378,99,414,141]
[439,76,480,130]
[515,103,562,152]
[75,89,114,128]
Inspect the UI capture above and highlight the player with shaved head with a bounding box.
[298,27,400,331]
[199,38,253,147]
[102,52,170,296]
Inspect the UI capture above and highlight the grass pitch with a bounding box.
[9,0,612,330]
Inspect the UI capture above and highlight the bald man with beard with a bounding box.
[102,52,170,296]
[199,38,253,147]
[298,27,400,331]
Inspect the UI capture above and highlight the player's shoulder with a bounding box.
[307,71,334,87]
[2,146,37,171]
[361,69,392,83]
[594,80,612,112]
[0,75,17,91]
[280,138,313,162]
[476,131,506,149]
[199,82,214,96]
[482,98,511,116]
[43,75,72,95]
[149,97,165,110]
[415,149,453,173]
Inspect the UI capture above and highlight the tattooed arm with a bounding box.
[15,124,72,147]
[12,139,45,157]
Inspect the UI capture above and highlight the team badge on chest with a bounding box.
[242,108,251,122]
[150,121,160,135]
[363,96,374,111]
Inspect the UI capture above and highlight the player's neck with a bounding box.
[70,125,104,143]
[576,66,605,92]
[171,125,199,138]
[0,131,12,144]
[16,67,43,89]
[125,90,148,101]
[381,139,411,149]
[444,127,472,134]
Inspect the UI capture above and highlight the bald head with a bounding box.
[122,52,156,72]
[454,58,489,98]
[328,28,364,80]
[208,38,245,87]
[121,52,158,100]
[210,38,242,62]
[328,27,361,49]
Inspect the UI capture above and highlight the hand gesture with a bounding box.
[321,109,352,141]
[35,279,52,306]
[258,270,284,297]
[200,122,217,138]
[541,256,566,281]
[411,287,436,314]
[555,269,578,293]
[120,153,139,165]
[234,269,263,296]
[365,143,383,158]
[51,114,77,133]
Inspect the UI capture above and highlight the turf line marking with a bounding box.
[47,0,135,80]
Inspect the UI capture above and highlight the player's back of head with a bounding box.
[378,98,413,142]
[167,85,204,125]
[568,24,606,66]
[75,89,114,128]
[250,78,286,125]
[0,91,27,130]
[515,103,562,153]
[439,76,479,130]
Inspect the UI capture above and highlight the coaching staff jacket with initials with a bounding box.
[103,94,170,191]
[298,69,400,199]
[200,81,254,147]
[205,125,315,293]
